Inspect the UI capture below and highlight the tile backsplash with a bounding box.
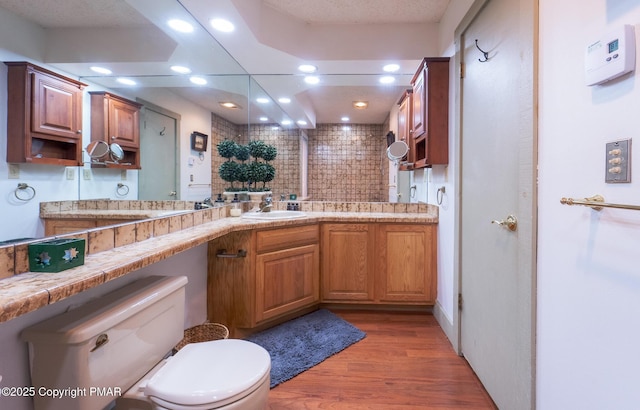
[210,114,389,202]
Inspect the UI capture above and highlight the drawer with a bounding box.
[256,224,319,253]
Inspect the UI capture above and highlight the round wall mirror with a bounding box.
[85,141,109,160]
[109,143,124,162]
[387,140,409,162]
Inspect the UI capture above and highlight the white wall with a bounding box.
[0,245,208,410]
[538,1,640,408]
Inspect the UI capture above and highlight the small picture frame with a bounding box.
[191,132,208,152]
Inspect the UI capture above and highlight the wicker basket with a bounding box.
[174,322,229,351]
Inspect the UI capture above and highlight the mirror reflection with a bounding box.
[1,0,415,241]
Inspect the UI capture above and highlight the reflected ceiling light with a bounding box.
[116,77,136,86]
[341,116,350,122]
[281,120,292,125]
[190,76,207,85]
[256,97,270,104]
[219,102,240,109]
[90,66,112,75]
[278,97,291,104]
[298,64,317,73]
[353,101,368,109]
[304,75,319,85]
[171,65,191,74]
[168,19,194,33]
[379,76,395,84]
[210,18,235,32]
[383,63,400,72]
[342,126,351,131]
[297,120,307,126]
[259,116,269,121]
[271,126,280,130]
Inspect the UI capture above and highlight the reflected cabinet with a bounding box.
[5,62,86,166]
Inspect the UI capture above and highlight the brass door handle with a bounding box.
[491,215,517,231]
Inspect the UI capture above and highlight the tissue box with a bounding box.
[28,238,85,273]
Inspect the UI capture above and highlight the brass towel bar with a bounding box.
[560,194,640,211]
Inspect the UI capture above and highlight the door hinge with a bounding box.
[458,293,463,310]
[460,62,465,79]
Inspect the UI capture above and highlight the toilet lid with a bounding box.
[144,339,271,407]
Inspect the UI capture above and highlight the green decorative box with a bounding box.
[28,238,85,273]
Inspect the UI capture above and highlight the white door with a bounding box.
[139,107,178,200]
[459,0,537,408]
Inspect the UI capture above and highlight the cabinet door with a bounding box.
[31,71,83,140]
[108,98,140,148]
[376,224,437,304]
[411,64,426,138]
[255,244,319,323]
[321,223,375,302]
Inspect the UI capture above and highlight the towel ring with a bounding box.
[15,183,36,201]
[116,183,130,196]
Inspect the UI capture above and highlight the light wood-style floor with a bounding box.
[267,310,497,409]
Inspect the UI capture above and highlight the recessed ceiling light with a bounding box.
[90,66,112,75]
[256,97,270,104]
[341,116,350,122]
[353,101,368,109]
[259,116,269,121]
[298,64,317,73]
[219,102,240,109]
[379,76,395,84]
[168,19,193,33]
[116,78,136,86]
[304,76,319,85]
[297,120,307,126]
[383,64,400,72]
[278,97,291,104]
[190,76,207,85]
[281,120,292,125]
[210,18,235,32]
[171,65,191,74]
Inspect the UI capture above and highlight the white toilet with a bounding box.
[21,276,271,410]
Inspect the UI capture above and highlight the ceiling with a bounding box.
[0,0,450,128]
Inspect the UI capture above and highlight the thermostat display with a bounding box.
[585,24,636,86]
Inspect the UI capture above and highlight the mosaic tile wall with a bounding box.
[210,114,389,202]
[306,124,387,202]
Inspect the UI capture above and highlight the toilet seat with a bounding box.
[144,339,271,409]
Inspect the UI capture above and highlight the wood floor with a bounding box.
[267,310,497,409]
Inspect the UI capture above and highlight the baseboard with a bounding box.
[433,300,457,352]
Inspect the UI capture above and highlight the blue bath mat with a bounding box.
[245,309,366,388]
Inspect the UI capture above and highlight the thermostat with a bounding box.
[585,24,636,86]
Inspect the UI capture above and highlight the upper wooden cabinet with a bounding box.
[5,62,86,166]
[90,91,142,169]
[410,57,450,168]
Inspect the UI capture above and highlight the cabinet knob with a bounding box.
[77,130,82,134]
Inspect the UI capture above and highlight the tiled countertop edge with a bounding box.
[0,206,437,323]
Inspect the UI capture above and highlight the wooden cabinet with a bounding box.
[375,224,437,304]
[89,92,142,169]
[5,62,86,166]
[410,57,450,168]
[208,225,319,335]
[321,223,375,302]
[321,223,437,305]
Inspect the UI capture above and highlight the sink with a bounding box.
[155,210,192,217]
[241,210,307,220]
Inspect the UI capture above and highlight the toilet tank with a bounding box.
[21,275,188,410]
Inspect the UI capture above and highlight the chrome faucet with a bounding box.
[258,195,273,212]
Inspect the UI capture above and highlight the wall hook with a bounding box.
[159,126,166,136]
[475,39,489,62]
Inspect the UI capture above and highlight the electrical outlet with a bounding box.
[83,169,92,180]
[8,164,19,179]
[65,167,75,180]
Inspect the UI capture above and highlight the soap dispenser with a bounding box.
[230,194,242,217]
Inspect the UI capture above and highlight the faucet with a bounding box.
[258,195,273,212]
